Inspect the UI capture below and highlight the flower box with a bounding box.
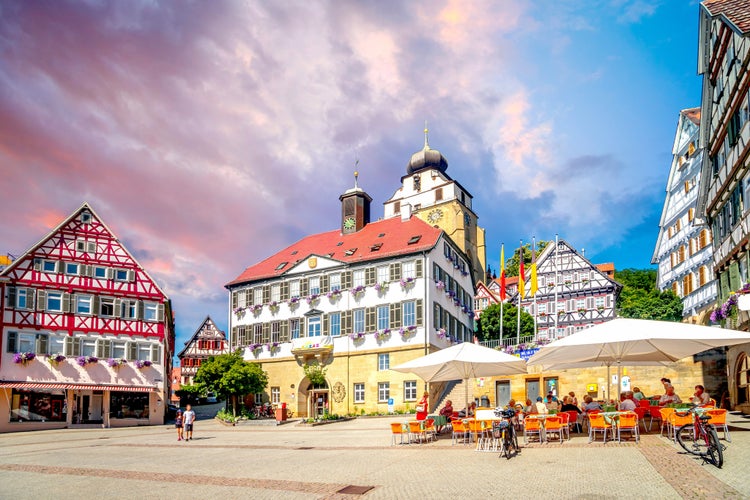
[134,359,152,369]
[400,277,416,288]
[107,357,127,368]
[350,285,366,297]
[46,353,66,366]
[13,352,36,365]
[77,355,98,367]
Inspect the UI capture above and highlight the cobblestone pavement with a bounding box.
[0,416,747,499]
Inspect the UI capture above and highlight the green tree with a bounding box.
[175,384,203,404]
[194,350,269,417]
[476,303,535,341]
[615,268,683,321]
[503,240,550,277]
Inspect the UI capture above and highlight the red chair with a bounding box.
[633,407,650,432]
[565,411,581,434]
[638,399,651,407]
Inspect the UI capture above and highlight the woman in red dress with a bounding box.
[416,391,429,421]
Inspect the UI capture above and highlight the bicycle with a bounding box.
[674,405,724,468]
[493,408,520,459]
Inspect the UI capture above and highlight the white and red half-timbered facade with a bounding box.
[0,202,174,431]
[178,316,227,386]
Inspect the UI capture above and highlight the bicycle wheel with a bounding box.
[706,426,724,469]
[676,424,703,456]
[502,430,511,459]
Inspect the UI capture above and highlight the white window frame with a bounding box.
[307,315,321,337]
[378,382,390,403]
[65,262,80,276]
[329,273,341,291]
[81,338,96,357]
[76,239,96,254]
[143,302,159,322]
[404,380,417,401]
[378,353,390,371]
[76,295,93,315]
[353,308,365,333]
[114,269,129,282]
[354,383,365,403]
[121,300,138,320]
[271,284,281,302]
[253,288,263,305]
[271,387,280,404]
[16,288,32,310]
[93,266,109,279]
[377,305,389,330]
[112,341,127,359]
[46,291,63,312]
[290,319,300,339]
[353,269,365,287]
[289,280,300,298]
[330,312,341,336]
[376,266,389,284]
[402,261,416,279]
[402,301,416,327]
[309,276,320,295]
[42,260,58,273]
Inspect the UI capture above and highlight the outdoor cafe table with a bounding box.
[525,414,549,442]
[427,414,448,429]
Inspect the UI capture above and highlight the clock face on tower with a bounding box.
[427,208,443,223]
[343,217,356,230]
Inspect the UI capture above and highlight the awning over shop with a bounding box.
[0,382,156,392]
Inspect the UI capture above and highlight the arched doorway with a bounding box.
[736,352,749,407]
[299,378,329,419]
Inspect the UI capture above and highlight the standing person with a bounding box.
[175,410,184,441]
[183,404,196,441]
[416,391,429,421]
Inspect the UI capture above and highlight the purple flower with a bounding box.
[47,353,66,365]
[107,358,127,368]
[350,285,366,296]
[349,332,365,340]
[327,289,342,299]
[134,359,153,369]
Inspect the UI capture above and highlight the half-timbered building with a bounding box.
[653,108,718,323]
[177,316,227,386]
[0,203,174,431]
[517,240,622,340]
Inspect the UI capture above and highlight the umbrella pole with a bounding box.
[606,364,611,404]
[465,377,470,419]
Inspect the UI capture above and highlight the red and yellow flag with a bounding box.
[530,240,538,297]
[499,244,506,301]
[518,245,525,299]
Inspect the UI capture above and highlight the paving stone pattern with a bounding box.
[0,416,748,499]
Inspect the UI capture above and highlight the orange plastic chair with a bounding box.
[467,419,487,448]
[545,416,564,443]
[451,419,469,445]
[588,413,610,443]
[557,412,570,440]
[391,422,408,445]
[408,421,426,444]
[616,412,639,443]
[523,417,543,444]
[423,418,437,442]
[705,409,731,442]
[659,408,675,437]
[668,411,693,443]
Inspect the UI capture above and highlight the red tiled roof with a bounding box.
[596,263,615,273]
[226,217,443,286]
[703,0,750,33]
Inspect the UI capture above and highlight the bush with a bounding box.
[216,408,237,423]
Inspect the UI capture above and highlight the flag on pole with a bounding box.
[518,245,525,299]
[499,244,506,301]
[530,239,538,297]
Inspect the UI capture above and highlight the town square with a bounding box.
[2,1,750,498]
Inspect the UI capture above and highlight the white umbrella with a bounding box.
[528,318,750,401]
[391,342,527,415]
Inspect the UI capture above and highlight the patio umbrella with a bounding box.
[390,342,527,415]
[527,318,750,401]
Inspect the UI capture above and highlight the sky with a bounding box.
[0,0,704,347]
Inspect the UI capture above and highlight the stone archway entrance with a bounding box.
[299,379,329,419]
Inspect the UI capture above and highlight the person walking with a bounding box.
[183,404,196,441]
[175,409,184,441]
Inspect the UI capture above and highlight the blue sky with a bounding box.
[0,1,704,344]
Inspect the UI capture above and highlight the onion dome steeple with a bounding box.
[406,124,448,175]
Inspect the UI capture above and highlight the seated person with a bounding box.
[560,396,582,414]
[523,399,533,414]
[632,387,646,401]
[532,396,548,415]
[582,395,602,413]
[659,384,682,406]
[437,400,454,433]
[458,402,476,418]
[691,385,711,406]
[618,391,637,411]
[545,395,559,412]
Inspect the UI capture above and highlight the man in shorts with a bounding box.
[183,404,196,441]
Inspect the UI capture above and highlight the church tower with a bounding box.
[339,171,372,234]
[383,127,487,284]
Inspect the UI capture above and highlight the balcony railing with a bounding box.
[480,335,536,350]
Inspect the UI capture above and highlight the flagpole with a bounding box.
[499,244,504,344]
[554,233,559,339]
[532,236,537,340]
[516,240,522,343]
